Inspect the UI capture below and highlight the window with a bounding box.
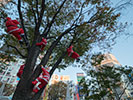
[10,78,15,83]
[107,55,112,60]
[6,72,11,76]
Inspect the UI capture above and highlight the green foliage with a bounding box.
[0,0,131,100]
[0,0,127,65]
[0,82,15,96]
[79,53,132,100]
[48,81,67,100]
[0,53,16,72]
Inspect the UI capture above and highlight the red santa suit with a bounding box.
[67,45,80,61]
[5,17,24,41]
[32,67,50,93]
[36,38,47,51]
[17,64,25,78]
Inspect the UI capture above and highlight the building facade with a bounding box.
[0,58,24,85]
[100,53,121,67]
[0,0,11,6]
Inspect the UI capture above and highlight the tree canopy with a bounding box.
[48,81,67,100]
[0,0,130,100]
[79,53,133,100]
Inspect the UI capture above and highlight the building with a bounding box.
[76,73,84,84]
[0,57,24,100]
[100,53,121,67]
[0,0,11,6]
[0,58,24,85]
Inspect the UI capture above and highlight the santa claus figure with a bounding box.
[67,45,80,62]
[5,17,28,46]
[36,37,47,51]
[17,64,25,78]
[32,65,50,93]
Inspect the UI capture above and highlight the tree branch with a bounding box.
[114,0,132,11]
[40,26,74,66]
[46,36,56,39]
[17,0,28,39]
[7,44,27,58]
[72,2,85,26]
[35,0,45,34]
[31,12,88,82]
[31,34,77,99]
[49,51,66,76]
[30,2,37,25]
[40,17,87,66]
[49,33,76,76]
[36,0,39,19]
[42,0,67,37]
[30,8,85,99]
[11,1,28,10]
[31,25,74,82]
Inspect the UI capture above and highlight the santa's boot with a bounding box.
[33,88,39,93]
[32,80,38,85]
[19,40,24,47]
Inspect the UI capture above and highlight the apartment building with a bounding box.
[0,58,24,85]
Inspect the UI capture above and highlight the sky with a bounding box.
[111,5,133,66]
[54,0,133,84]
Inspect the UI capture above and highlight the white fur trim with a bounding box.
[69,51,73,57]
[8,28,19,34]
[40,77,49,83]
[36,79,39,82]
[42,42,46,45]
[37,87,40,90]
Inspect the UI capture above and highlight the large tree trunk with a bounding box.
[12,37,44,100]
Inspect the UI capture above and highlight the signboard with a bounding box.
[76,73,84,83]
[51,74,70,84]
[60,75,70,81]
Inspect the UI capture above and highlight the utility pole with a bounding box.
[0,83,5,96]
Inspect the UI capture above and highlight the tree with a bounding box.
[0,82,15,96]
[79,53,133,100]
[0,53,16,72]
[48,81,67,100]
[0,0,131,100]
